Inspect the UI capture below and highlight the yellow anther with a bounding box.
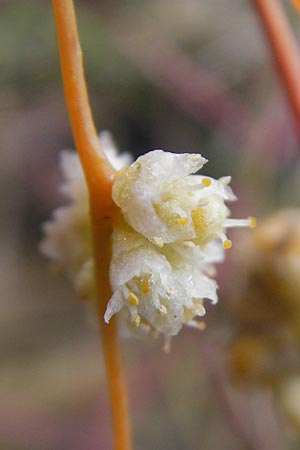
[131,314,141,327]
[187,191,195,197]
[191,208,207,235]
[223,239,232,249]
[197,321,206,331]
[201,177,212,187]
[140,278,149,294]
[128,292,139,306]
[175,217,188,225]
[248,216,257,228]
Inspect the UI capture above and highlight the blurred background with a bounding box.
[1,0,300,449]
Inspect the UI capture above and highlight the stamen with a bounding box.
[175,217,188,225]
[201,177,212,187]
[140,277,149,294]
[223,239,232,250]
[187,320,206,330]
[224,216,257,228]
[128,292,139,306]
[249,216,257,228]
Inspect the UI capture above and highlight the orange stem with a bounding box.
[51,0,115,190]
[51,1,132,449]
[291,0,300,13]
[252,0,300,128]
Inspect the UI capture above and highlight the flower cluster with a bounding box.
[41,134,252,344]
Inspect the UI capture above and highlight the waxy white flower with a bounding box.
[40,133,131,300]
[105,223,222,337]
[40,150,93,299]
[112,150,250,249]
[41,136,253,343]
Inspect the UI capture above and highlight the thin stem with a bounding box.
[90,196,132,450]
[51,1,132,449]
[291,0,300,13]
[252,0,300,128]
[51,0,115,189]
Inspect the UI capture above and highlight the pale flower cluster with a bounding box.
[41,134,252,342]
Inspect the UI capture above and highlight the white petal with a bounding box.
[104,290,124,323]
[99,131,132,170]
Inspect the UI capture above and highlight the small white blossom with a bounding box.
[40,150,92,298]
[112,150,241,248]
[105,223,221,336]
[41,136,252,342]
[40,133,131,299]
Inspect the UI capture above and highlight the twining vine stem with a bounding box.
[51,1,132,449]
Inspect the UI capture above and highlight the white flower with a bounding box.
[40,150,92,298]
[40,132,131,299]
[41,136,252,343]
[105,223,221,337]
[112,150,250,248]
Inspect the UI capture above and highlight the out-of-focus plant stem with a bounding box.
[291,0,300,13]
[252,0,300,129]
[51,2,132,450]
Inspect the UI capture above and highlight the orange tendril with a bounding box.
[51,1,132,449]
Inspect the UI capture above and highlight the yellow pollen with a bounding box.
[140,278,149,294]
[187,191,195,197]
[191,208,207,235]
[223,239,232,249]
[128,292,139,306]
[131,314,141,327]
[197,321,206,331]
[175,217,188,225]
[248,216,257,228]
[201,177,211,187]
